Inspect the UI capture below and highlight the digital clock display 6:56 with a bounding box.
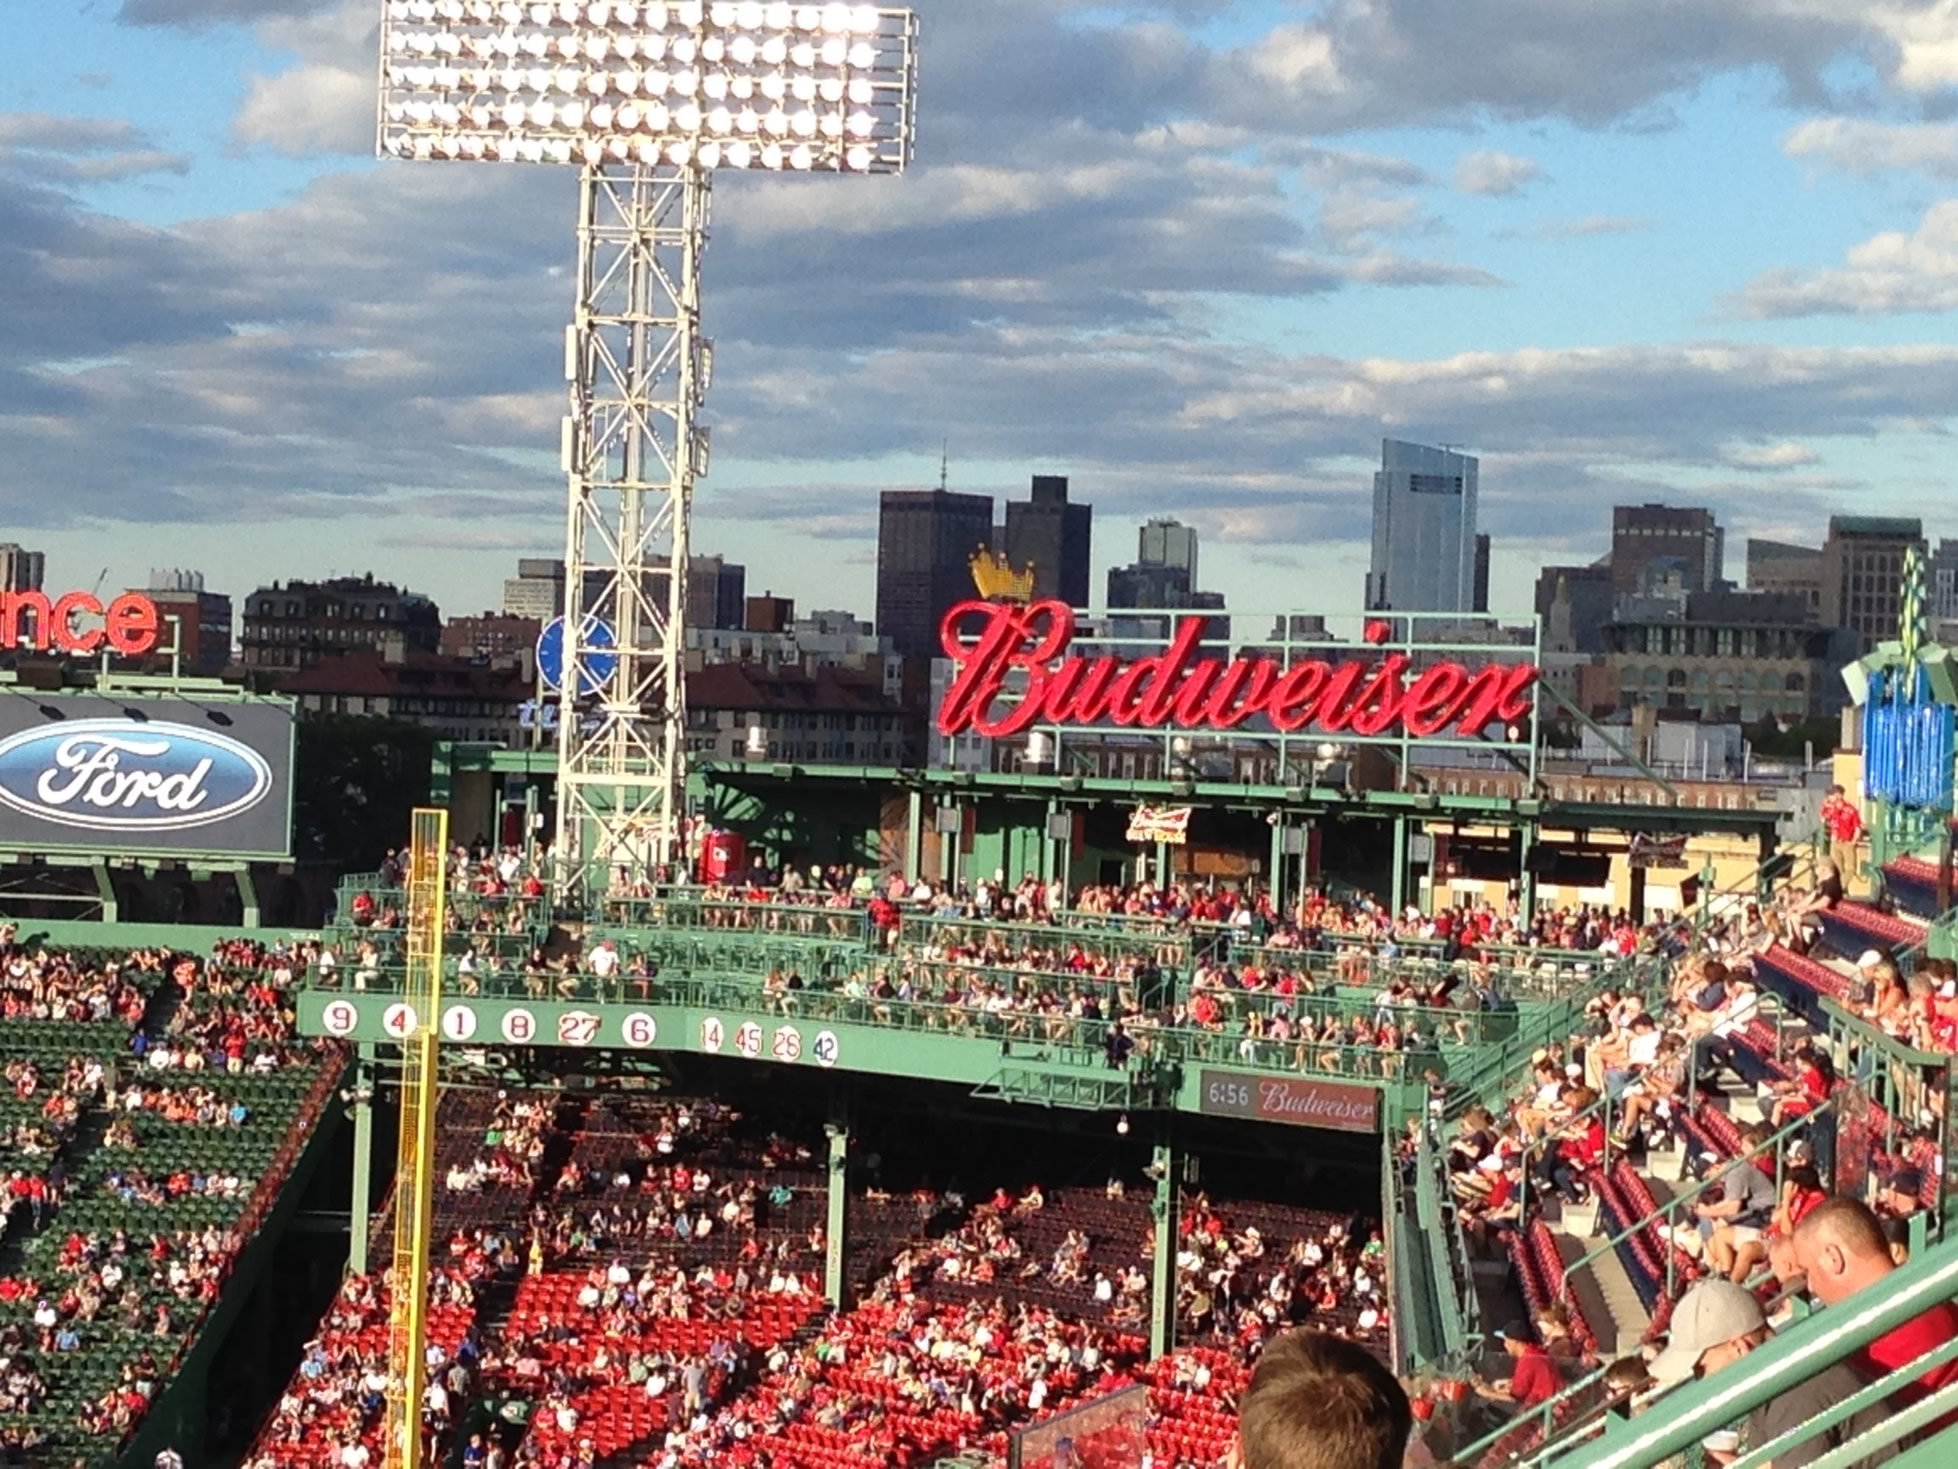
[1202,1073,1256,1116]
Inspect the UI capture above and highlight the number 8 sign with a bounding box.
[501,1008,537,1045]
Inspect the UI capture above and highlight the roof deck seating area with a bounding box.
[0,937,336,1468]
[1879,854,1946,923]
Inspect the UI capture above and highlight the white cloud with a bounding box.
[1720,440,1822,469]
[1733,199,1958,316]
[1455,150,1546,196]
[1784,116,1958,178]
[233,62,372,157]
[0,113,191,183]
[1524,214,1654,239]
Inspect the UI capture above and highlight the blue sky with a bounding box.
[7,0,1958,624]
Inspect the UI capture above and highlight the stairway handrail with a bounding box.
[1556,1097,1839,1322]
[1544,1231,1958,1469]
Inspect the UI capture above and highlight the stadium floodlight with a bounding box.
[374,0,918,924]
[379,0,915,172]
[372,4,916,1466]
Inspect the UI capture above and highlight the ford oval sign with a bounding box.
[0,719,273,833]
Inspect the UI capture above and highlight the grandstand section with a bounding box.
[5,590,1958,1469]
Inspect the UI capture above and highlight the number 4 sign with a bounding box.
[382,1003,419,1040]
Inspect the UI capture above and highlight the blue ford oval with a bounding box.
[0,719,272,832]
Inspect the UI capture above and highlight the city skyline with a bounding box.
[12,4,1958,623]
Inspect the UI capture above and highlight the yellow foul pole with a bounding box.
[385,807,448,1469]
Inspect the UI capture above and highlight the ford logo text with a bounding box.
[0,719,272,832]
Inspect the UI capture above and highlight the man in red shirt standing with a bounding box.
[1795,1197,1958,1429]
[1819,785,1865,886]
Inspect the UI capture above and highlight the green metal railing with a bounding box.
[1557,1100,1839,1321]
[1545,1231,1958,1469]
[306,962,1470,1086]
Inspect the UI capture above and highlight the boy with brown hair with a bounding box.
[1232,1329,1412,1469]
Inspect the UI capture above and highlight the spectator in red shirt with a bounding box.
[1477,1319,1563,1409]
[1795,1197,1958,1429]
[1820,785,1865,881]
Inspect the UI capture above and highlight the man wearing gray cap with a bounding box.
[1648,1279,1896,1467]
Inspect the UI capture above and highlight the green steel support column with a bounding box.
[1155,840,1171,887]
[236,866,260,929]
[349,1041,377,1275]
[825,1122,849,1308]
[1150,1139,1176,1360]
[1268,813,1285,913]
[905,790,923,883]
[1041,800,1058,885]
[1518,821,1537,919]
[92,860,118,924]
[1390,815,1408,915]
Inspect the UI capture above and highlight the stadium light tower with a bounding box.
[377,0,919,891]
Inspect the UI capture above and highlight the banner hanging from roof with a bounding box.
[1126,805,1192,845]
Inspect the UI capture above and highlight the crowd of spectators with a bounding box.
[0,929,335,1466]
[1410,839,1958,1467]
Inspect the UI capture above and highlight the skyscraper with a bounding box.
[1746,539,1823,620]
[502,557,566,620]
[1611,504,1724,596]
[687,554,748,631]
[1365,439,1478,612]
[0,543,46,594]
[1003,474,1092,608]
[876,488,996,657]
[1820,515,1926,649]
[1472,533,1491,614]
[1138,517,1198,582]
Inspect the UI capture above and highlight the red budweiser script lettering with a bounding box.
[937,600,1538,740]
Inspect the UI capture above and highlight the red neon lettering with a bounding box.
[0,590,161,657]
[934,600,1539,742]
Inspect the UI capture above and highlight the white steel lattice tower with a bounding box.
[553,165,709,884]
[376,0,919,892]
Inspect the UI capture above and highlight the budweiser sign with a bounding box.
[936,599,1537,740]
[1201,1070,1379,1134]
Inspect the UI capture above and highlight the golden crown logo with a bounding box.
[969,547,1036,603]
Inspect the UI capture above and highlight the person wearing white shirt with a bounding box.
[587,940,620,980]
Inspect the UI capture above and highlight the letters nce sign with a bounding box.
[1200,1070,1380,1134]
[0,591,160,657]
[936,600,1538,741]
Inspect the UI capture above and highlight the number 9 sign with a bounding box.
[321,1000,359,1038]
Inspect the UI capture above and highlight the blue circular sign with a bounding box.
[537,615,619,696]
